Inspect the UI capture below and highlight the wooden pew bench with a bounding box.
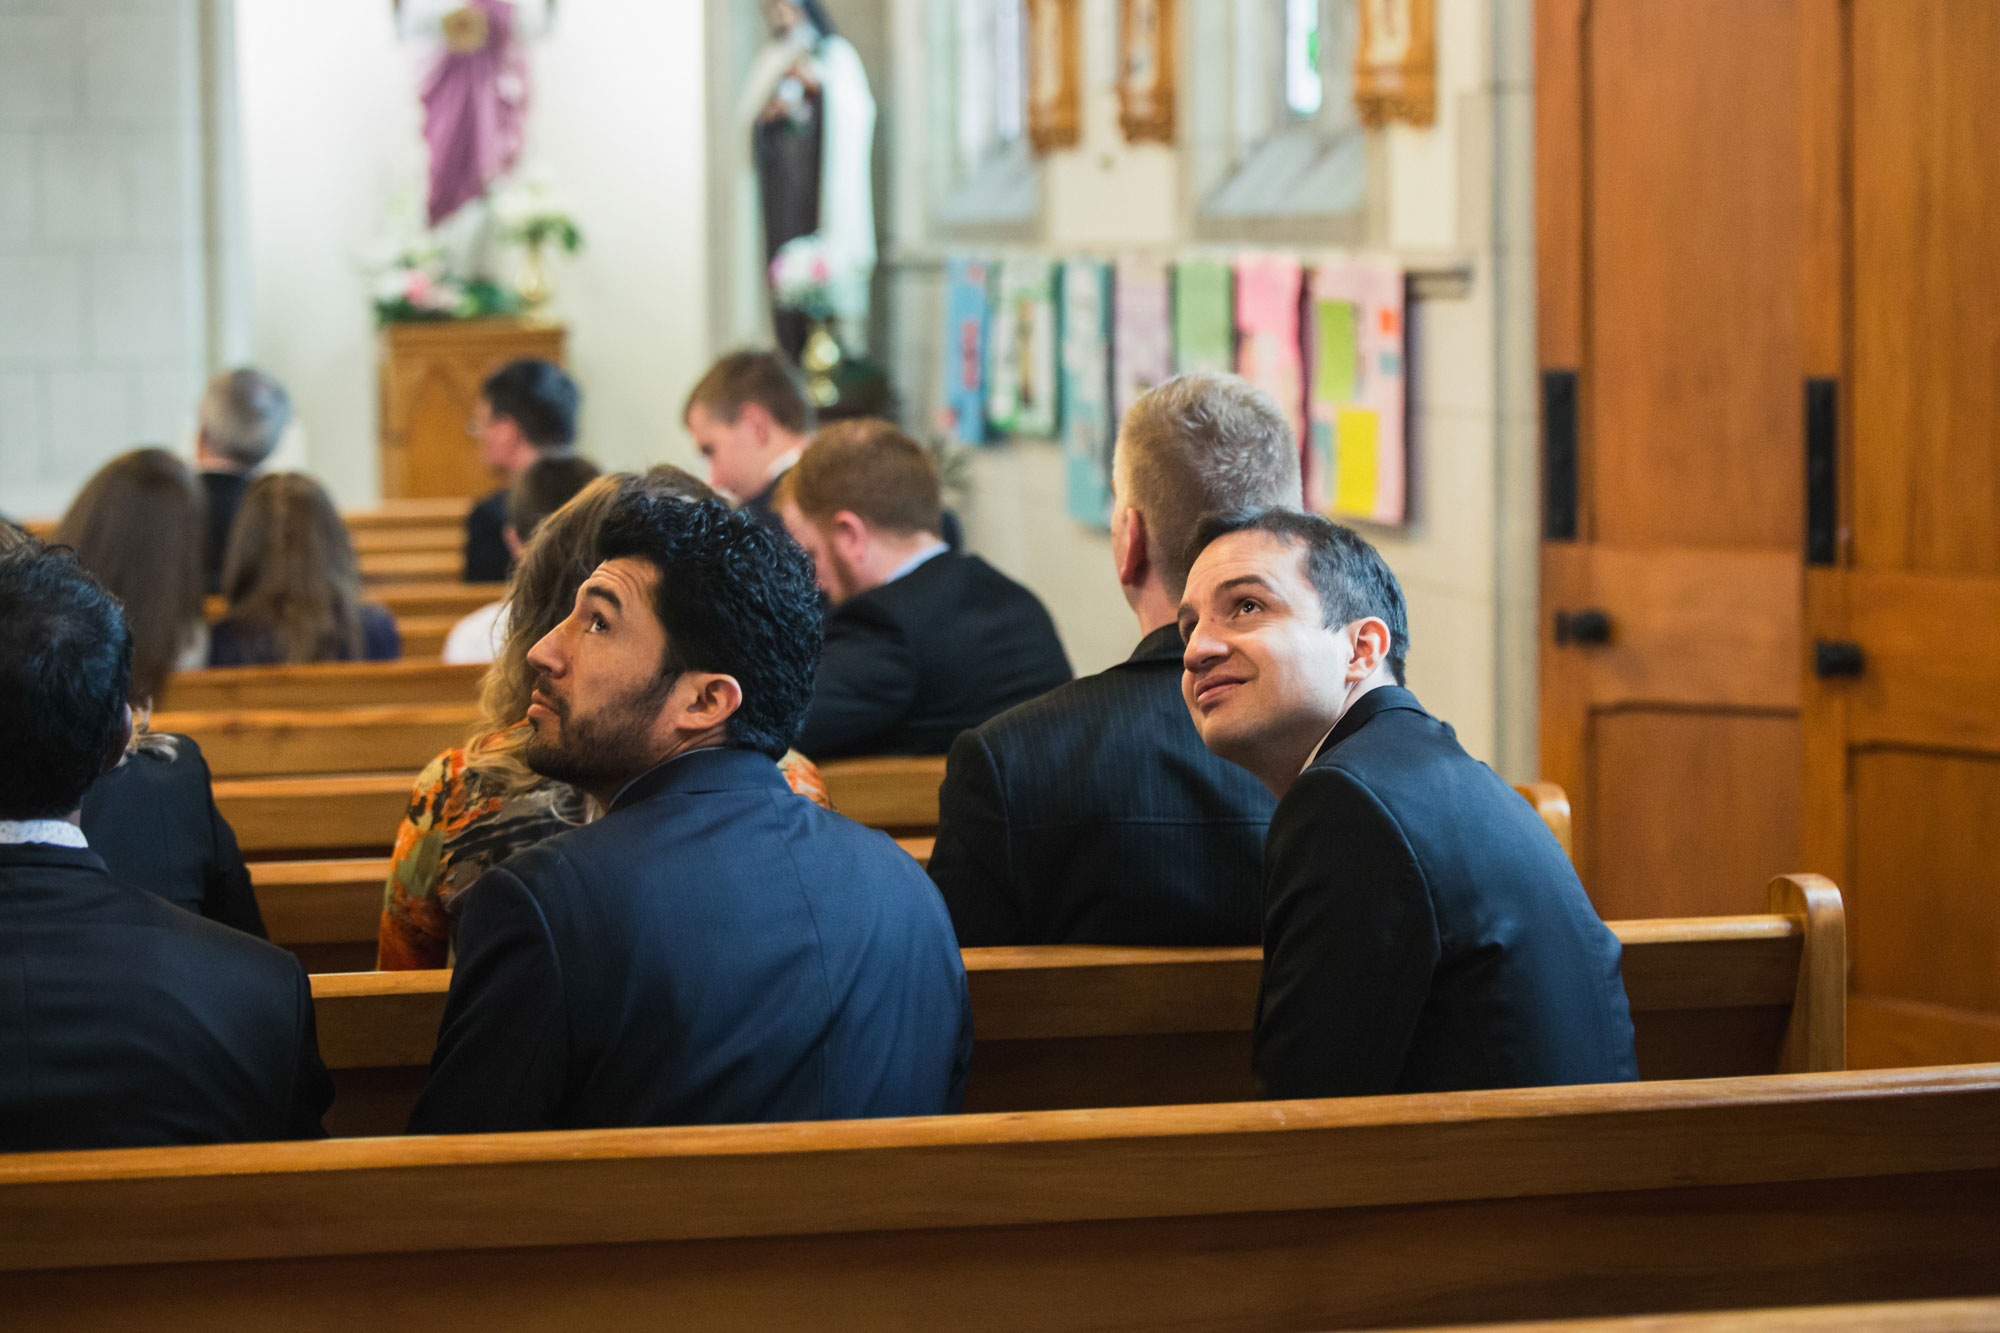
[1397,1295,2000,1332]
[163,660,486,712]
[307,877,1843,1135]
[2,1064,1994,1329]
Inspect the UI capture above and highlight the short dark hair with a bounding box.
[1188,507,1410,686]
[482,359,580,450]
[596,494,824,759]
[507,454,602,543]
[0,542,134,818]
[781,418,943,537]
[683,349,816,436]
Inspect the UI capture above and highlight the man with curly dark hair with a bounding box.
[410,494,971,1134]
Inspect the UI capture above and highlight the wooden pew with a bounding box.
[357,548,462,584]
[2,1064,1995,1329]
[306,877,1844,1135]
[256,837,938,974]
[163,661,485,712]
[1399,1296,2000,1331]
[153,704,480,779]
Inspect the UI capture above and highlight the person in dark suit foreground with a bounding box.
[1178,509,1637,1099]
[0,542,330,1151]
[777,419,1070,758]
[408,493,970,1134]
[195,367,291,595]
[929,374,1293,946]
[464,359,586,583]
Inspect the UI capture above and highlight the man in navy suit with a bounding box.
[0,542,331,1150]
[1178,509,1637,1099]
[409,493,970,1134]
[777,419,1071,758]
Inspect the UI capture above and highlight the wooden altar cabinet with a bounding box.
[378,319,567,500]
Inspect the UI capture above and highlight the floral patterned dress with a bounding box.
[376,727,833,970]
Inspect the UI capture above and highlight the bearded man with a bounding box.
[407,493,970,1133]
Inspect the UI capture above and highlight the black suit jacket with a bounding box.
[1256,687,1637,1100]
[0,843,331,1151]
[796,552,1071,759]
[200,469,251,595]
[79,736,266,938]
[408,748,971,1134]
[463,487,511,583]
[930,625,1274,945]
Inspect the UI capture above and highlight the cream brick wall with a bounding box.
[0,0,207,518]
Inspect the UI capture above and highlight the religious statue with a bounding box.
[739,0,878,361]
[396,0,556,226]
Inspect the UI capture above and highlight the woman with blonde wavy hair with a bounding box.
[376,465,831,970]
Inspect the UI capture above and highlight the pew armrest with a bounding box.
[1767,874,1846,1073]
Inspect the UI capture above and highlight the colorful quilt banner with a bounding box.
[1060,260,1115,528]
[1172,260,1235,375]
[941,257,992,444]
[987,256,1061,438]
[1233,254,1307,499]
[1307,259,1406,523]
[1112,256,1173,424]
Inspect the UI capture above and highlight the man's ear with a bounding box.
[1346,617,1393,682]
[829,510,870,562]
[101,704,134,776]
[503,525,524,559]
[676,673,744,734]
[1113,505,1149,591]
[738,402,773,446]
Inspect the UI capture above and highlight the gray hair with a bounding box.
[199,368,292,469]
[1114,373,1303,597]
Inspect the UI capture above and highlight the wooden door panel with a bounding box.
[1805,0,2000,1067]
[1852,0,2000,576]
[1588,708,1803,920]
[1848,749,2000,1015]
[1586,0,1803,550]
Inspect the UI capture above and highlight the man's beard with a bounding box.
[524,671,680,796]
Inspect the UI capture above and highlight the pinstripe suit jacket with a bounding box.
[928,626,1274,946]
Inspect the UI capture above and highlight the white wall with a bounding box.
[0,0,210,519]
[233,0,711,508]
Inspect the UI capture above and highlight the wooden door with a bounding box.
[1802,0,2000,1067]
[378,320,567,500]
[1537,0,1805,919]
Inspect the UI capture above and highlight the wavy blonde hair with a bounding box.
[220,472,368,663]
[462,464,721,798]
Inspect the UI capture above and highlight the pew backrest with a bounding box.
[307,877,1846,1132]
[153,704,481,779]
[163,661,485,712]
[1,1064,1993,1330]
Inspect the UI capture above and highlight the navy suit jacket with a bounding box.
[80,736,266,938]
[463,487,511,583]
[200,469,250,596]
[1256,687,1638,1100]
[408,747,972,1134]
[796,551,1071,759]
[930,625,1273,945]
[0,843,330,1151]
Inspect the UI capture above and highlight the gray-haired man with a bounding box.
[196,367,292,594]
[929,373,1301,947]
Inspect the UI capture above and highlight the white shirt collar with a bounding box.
[0,820,88,849]
[883,539,950,586]
[760,446,804,488]
[1301,725,1338,775]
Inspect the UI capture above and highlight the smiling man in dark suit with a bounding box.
[0,541,331,1151]
[1179,508,1637,1099]
[777,419,1070,758]
[409,493,970,1133]
[927,374,1295,946]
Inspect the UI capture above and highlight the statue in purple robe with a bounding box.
[402,0,542,226]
